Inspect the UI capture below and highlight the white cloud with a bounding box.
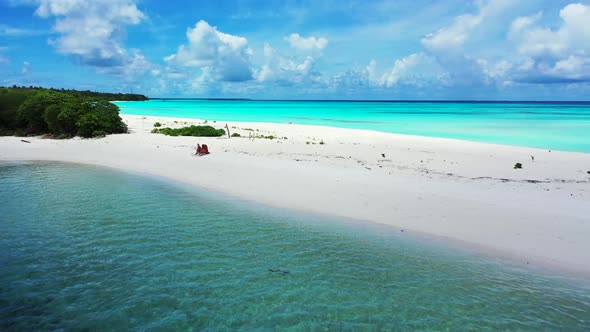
[256,42,320,85]
[327,54,448,91]
[21,61,31,74]
[329,69,370,89]
[167,72,186,79]
[286,33,328,50]
[166,20,253,82]
[418,1,516,88]
[97,51,152,80]
[418,1,590,86]
[477,59,512,82]
[189,67,214,93]
[383,53,425,86]
[263,42,274,57]
[517,3,590,58]
[421,13,481,51]
[366,59,379,84]
[511,3,590,82]
[509,12,542,38]
[0,24,46,37]
[382,53,449,87]
[421,0,514,52]
[28,0,148,72]
[550,56,590,79]
[513,55,590,83]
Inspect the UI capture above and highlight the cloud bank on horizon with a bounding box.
[1,0,589,99]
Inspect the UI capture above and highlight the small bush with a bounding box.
[154,122,162,127]
[514,162,523,169]
[151,128,160,133]
[319,140,325,145]
[231,133,241,137]
[255,135,275,140]
[158,125,225,137]
[57,133,70,139]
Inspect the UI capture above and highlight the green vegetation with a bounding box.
[231,133,241,137]
[154,122,162,127]
[0,86,145,138]
[3,85,147,101]
[514,162,523,169]
[153,125,225,137]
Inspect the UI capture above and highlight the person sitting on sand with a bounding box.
[196,144,202,155]
[201,144,210,155]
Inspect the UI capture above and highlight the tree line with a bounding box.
[5,85,149,101]
[0,87,148,138]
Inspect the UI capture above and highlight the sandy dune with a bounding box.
[2,114,590,275]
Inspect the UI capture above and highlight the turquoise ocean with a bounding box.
[1,162,590,330]
[115,100,590,153]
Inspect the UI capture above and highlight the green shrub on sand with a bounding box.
[156,125,225,137]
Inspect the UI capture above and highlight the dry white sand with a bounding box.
[2,114,590,275]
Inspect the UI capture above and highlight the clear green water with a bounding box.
[115,100,590,153]
[1,163,590,330]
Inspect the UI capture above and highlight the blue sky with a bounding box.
[1,0,590,100]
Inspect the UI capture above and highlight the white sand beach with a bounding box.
[2,114,590,275]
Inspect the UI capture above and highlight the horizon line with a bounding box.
[147,98,590,103]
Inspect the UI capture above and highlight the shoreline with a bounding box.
[5,158,588,282]
[2,114,590,276]
[121,112,590,155]
[115,100,590,154]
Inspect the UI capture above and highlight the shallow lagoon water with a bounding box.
[115,100,590,153]
[1,162,590,330]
